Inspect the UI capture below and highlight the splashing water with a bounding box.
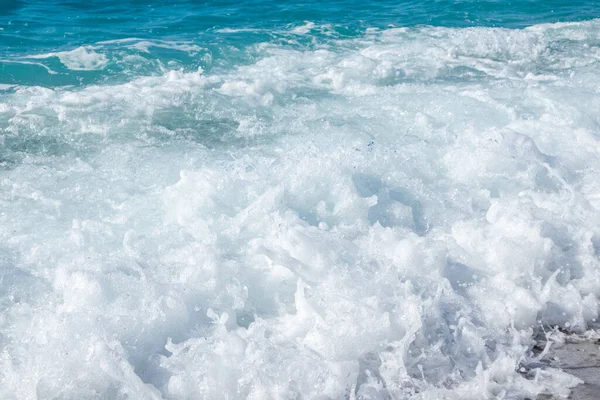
[1,1,600,399]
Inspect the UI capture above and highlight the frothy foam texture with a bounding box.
[26,46,109,71]
[1,20,600,399]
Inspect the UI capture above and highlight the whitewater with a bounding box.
[2,4,600,399]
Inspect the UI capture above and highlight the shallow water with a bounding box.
[1,1,600,399]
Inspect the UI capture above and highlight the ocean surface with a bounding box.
[2,1,600,399]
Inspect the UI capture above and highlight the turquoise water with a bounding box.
[2,2,600,399]
[1,1,599,86]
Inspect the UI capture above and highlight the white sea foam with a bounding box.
[26,46,108,70]
[216,28,262,33]
[1,20,600,399]
[0,59,59,74]
[290,21,317,34]
[96,38,204,54]
[95,38,204,55]
[129,41,203,54]
[96,37,148,45]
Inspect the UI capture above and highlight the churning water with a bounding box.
[2,1,600,399]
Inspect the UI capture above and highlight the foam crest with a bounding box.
[27,46,109,71]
